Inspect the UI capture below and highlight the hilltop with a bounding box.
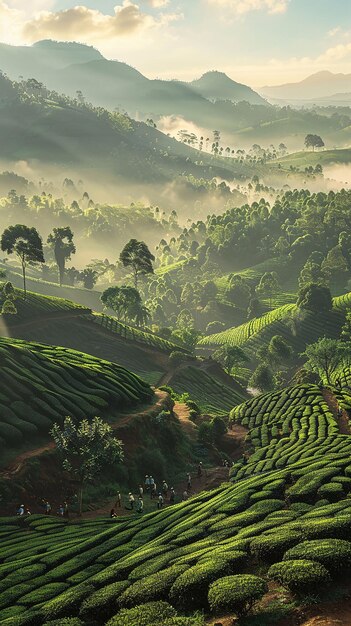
[189,70,267,105]
[261,70,351,104]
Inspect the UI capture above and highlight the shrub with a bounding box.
[283,539,351,575]
[43,620,83,626]
[169,351,189,367]
[42,584,93,620]
[79,581,129,621]
[268,559,331,594]
[149,618,204,626]
[169,558,232,610]
[118,565,186,608]
[20,583,69,605]
[208,574,268,617]
[106,601,176,626]
[250,531,302,563]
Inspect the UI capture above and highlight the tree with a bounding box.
[257,272,280,308]
[80,268,98,289]
[249,364,274,392]
[47,227,76,286]
[296,283,332,314]
[304,134,325,151]
[298,260,328,288]
[101,285,142,323]
[1,225,44,297]
[171,328,202,352]
[51,416,124,516]
[301,338,349,385]
[120,239,155,289]
[213,345,249,375]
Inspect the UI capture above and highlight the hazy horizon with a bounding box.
[0,0,350,87]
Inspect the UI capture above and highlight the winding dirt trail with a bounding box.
[0,390,170,481]
[323,388,351,435]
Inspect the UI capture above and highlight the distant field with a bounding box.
[274,148,351,169]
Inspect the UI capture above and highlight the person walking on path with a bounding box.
[57,504,65,517]
[187,473,192,491]
[138,485,144,498]
[150,476,155,491]
[157,493,164,509]
[145,475,151,491]
[197,462,203,479]
[170,487,175,504]
[115,492,122,508]
[63,501,69,518]
[183,490,188,501]
[45,501,52,515]
[126,493,135,510]
[151,482,157,500]
[137,497,144,513]
[162,480,168,497]
[110,508,117,518]
[17,504,25,516]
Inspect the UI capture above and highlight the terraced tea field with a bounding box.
[0,336,153,456]
[3,377,351,624]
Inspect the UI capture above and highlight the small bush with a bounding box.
[208,574,268,617]
[79,581,129,621]
[268,559,331,594]
[20,583,69,605]
[42,584,93,620]
[169,558,233,610]
[43,620,83,626]
[118,565,186,608]
[283,539,351,575]
[250,531,302,563]
[106,601,176,626]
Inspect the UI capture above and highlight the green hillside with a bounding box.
[275,148,351,169]
[2,378,351,624]
[0,337,153,457]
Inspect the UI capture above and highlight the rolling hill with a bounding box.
[189,71,267,105]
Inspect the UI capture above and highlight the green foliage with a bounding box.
[208,574,268,616]
[118,565,187,608]
[169,558,233,609]
[120,239,155,288]
[268,559,331,594]
[106,601,176,626]
[302,338,349,385]
[297,283,332,314]
[250,531,302,563]
[283,539,351,574]
[79,580,129,621]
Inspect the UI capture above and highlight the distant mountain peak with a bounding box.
[189,70,267,106]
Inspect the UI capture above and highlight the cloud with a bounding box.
[319,41,351,62]
[22,1,180,42]
[144,0,170,6]
[207,0,289,15]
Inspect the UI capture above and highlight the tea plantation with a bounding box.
[3,374,351,624]
[0,336,153,456]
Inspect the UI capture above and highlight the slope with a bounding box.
[0,336,153,459]
[3,378,351,624]
[189,71,267,105]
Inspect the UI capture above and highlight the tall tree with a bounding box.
[1,224,44,297]
[297,283,332,314]
[304,134,325,151]
[80,268,98,290]
[47,227,76,286]
[51,416,124,516]
[302,338,349,385]
[120,239,155,288]
[257,272,280,309]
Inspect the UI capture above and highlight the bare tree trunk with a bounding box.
[22,259,26,299]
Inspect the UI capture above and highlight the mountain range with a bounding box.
[0,40,266,122]
[261,70,351,104]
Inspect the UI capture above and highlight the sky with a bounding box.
[0,0,350,86]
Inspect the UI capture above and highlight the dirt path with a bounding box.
[323,388,351,435]
[173,401,198,440]
[0,390,170,481]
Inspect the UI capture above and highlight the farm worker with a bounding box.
[63,501,69,517]
[182,490,188,501]
[145,475,151,490]
[58,504,64,516]
[110,508,117,518]
[157,493,164,509]
[115,492,122,508]
[128,493,135,510]
[162,480,168,496]
[151,483,157,499]
[197,462,203,478]
[45,501,52,515]
[137,497,144,513]
[187,473,191,491]
[138,485,144,498]
[25,508,31,516]
[17,504,25,516]
[170,487,175,504]
[150,476,155,490]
